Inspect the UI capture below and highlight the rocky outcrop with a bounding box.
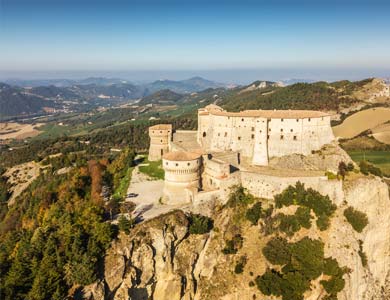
[269,142,354,173]
[85,175,390,300]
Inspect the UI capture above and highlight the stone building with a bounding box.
[148,124,172,161]
[149,105,343,205]
[162,151,202,204]
[197,104,334,166]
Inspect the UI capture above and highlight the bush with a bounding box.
[118,215,134,234]
[222,234,243,255]
[359,160,382,177]
[274,182,336,231]
[226,185,254,207]
[245,202,262,225]
[358,240,368,267]
[343,207,368,233]
[274,207,312,236]
[262,237,291,265]
[234,256,247,274]
[258,237,346,300]
[188,214,214,234]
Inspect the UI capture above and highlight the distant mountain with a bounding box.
[281,78,316,85]
[145,76,226,94]
[4,77,130,88]
[138,89,184,105]
[29,85,80,99]
[69,83,147,100]
[0,83,56,118]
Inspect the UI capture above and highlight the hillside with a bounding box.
[138,89,183,105]
[146,76,225,94]
[0,83,57,117]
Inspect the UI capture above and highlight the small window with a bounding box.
[281,118,284,122]
[296,119,299,122]
[259,130,262,133]
[280,135,284,140]
[224,132,227,137]
[241,118,244,121]
[175,163,178,166]
[251,134,255,139]
[218,133,220,136]
[280,128,283,132]
[160,131,162,133]
[238,136,241,140]
[251,127,255,131]
[166,162,168,165]
[269,128,271,132]
[293,136,297,140]
[161,139,163,142]
[203,132,206,137]
[308,118,311,122]
[267,135,270,140]
[290,129,293,132]
[187,163,190,166]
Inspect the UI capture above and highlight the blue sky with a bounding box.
[1,0,390,82]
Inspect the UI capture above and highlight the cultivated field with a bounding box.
[348,150,390,176]
[332,107,390,139]
[0,122,43,140]
[371,122,390,144]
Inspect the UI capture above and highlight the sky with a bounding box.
[1,0,390,83]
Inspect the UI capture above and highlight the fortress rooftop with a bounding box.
[163,151,201,161]
[200,105,330,119]
[149,124,172,130]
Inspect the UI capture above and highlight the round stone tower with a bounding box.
[162,151,202,204]
[148,124,172,161]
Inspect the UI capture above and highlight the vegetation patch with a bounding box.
[344,207,368,233]
[222,234,243,255]
[139,158,165,180]
[274,182,337,231]
[276,206,312,236]
[188,213,214,235]
[234,255,247,274]
[257,237,346,300]
[245,202,262,225]
[358,240,368,267]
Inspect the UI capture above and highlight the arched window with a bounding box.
[203,132,206,137]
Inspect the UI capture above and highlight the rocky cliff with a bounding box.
[84,175,390,300]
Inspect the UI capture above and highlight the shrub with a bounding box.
[325,171,338,180]
[344,207,368,233]
[359,161,382,177]
[320,276,345,296]
[274,182,336,228]
[258,236,346,300]
[226,185,255,207]
[222,234,243,255]
[262,237,291,265]
[316,213,331,231]
[338,161,348,179]
[188,214,214,234]
[118,215,134,234]
[234,256,247,274]
[358,240,368,267]
[245,202,262,225]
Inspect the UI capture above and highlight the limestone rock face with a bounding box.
[87,176,390,300]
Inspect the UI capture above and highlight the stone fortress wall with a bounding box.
[150,105,343,205]
[197,105,334,166]
[162,151,201,204]
[148,124,172,161]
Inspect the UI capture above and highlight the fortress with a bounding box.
[149,105,343,205]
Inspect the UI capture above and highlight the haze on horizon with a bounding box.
[1,0,390,83]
